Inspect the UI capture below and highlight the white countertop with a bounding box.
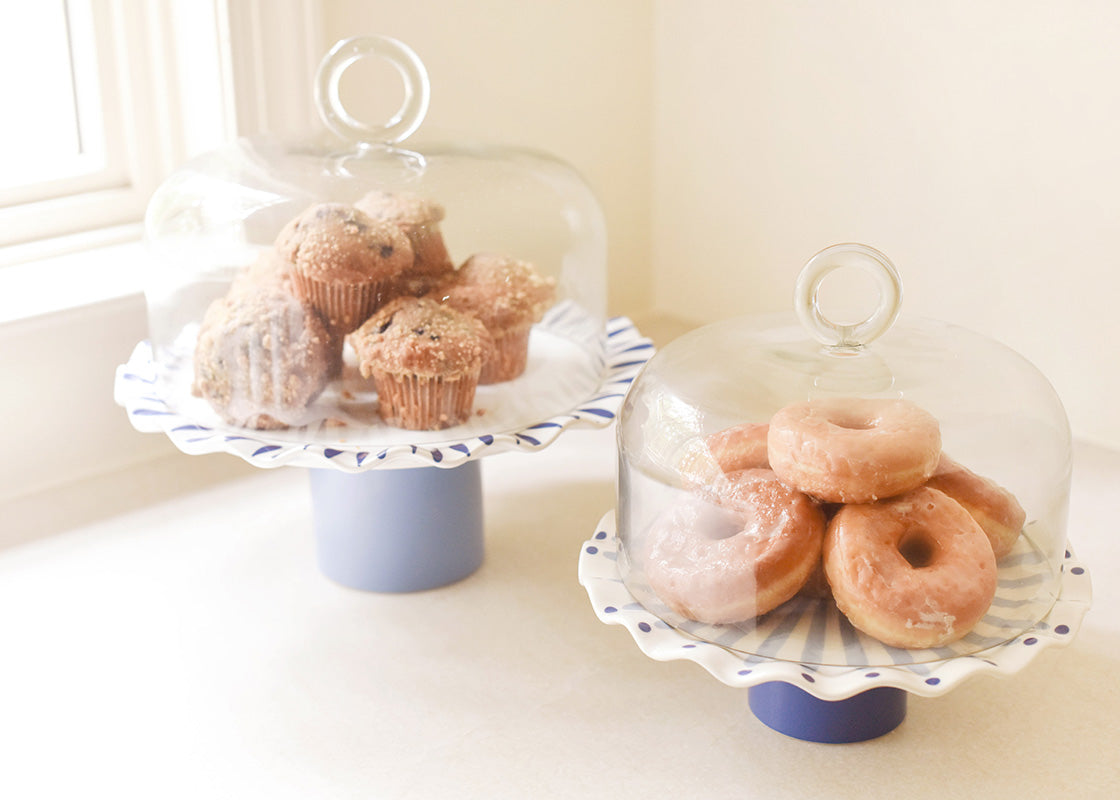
[2,428,1118,799]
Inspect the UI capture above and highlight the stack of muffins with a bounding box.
[191,190,556,431]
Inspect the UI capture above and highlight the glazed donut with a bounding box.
[823,486,997,649]
[925,454,1025,559]
[644,469,825,624]
[768,397,941,504]
[706,422,770,473]
[678,422,769,489]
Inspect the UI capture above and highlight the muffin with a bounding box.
[348,296,493,430]
[275,202,413,334]
[354,190,454,296]
[229,249,344,376]
[428,252,556,383]
[192,282,334,429]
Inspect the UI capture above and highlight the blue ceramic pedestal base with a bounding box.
[748,682,907,743]
[308,461,484,593]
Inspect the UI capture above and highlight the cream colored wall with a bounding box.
[651,1,1120,448]
[321,0,654,320]
[321,1,1119,448]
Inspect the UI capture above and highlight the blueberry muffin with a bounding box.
[428,252,556,383]
[275,202,413,334]
[348,296,493,430]
[355,190,455,297]
[193,283,334,429]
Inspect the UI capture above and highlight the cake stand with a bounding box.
[125,34,648,594]
[116,314,652,593]
[578,510,1091,743]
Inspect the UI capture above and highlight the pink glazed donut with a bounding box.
[926,454,1026,559]
[705,422,770,473]
[823,486,998,649]
[644,469,825,624]
[678,422,770,491]
[767,397,941,504]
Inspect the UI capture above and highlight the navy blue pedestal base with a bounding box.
[308,461,484,593]
[748,681,907,743]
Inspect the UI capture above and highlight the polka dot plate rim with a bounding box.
[114,316,651,472]
[578,509,1092,701]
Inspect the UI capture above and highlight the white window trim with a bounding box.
[3,0,209,252]
[0,0,326,505]
[0,0,325,284]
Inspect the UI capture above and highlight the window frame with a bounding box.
[0,0,324,263]
[0,0,117,206]
[0,0,325,505]
[1,0,185,251]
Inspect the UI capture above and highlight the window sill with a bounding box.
[0,224,146,327]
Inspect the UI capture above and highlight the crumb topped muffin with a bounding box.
[355,190,454,296]
[275,202,413,333]
[349,296,493,430]
[429,252,556,383]
[193,283,333,429]
[229,249,345,375]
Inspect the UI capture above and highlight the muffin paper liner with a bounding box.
[480,324,532,384]
[371,369,479,430]
[291,273,391,333]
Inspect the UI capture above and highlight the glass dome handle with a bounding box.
[314,35,430,145]
[794,243,903,348]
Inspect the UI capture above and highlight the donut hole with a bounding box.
[828,411,877,431]
[898,529,937,569]
[694,503,748,541]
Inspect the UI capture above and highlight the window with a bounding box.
[0,1,112,207]
[0,0,324,503]
[0,0,323,266]
[0,0,238,261]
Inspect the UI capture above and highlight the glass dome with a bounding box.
[617,243,1071,666]
[143,36,606,444]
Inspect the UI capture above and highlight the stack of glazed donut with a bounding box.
[644,396,1026,649]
